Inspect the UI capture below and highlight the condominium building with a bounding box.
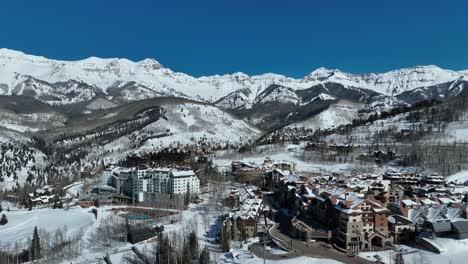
[137,167,200,201]
[169,170,200,195]
[109,166,200,202]
[109,167,138,200]
[334,193,393,253]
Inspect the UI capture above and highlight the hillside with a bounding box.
[0,96,260,189]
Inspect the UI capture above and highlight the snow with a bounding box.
[64,181,85,198]
[447,170,468,185]
[94,102,261,162]
[311,93,336,102]
[0,144,47,190]
[221,247,342,264]
[360,238,468,264]
[439,117,468,142]
[0,110,66,133]
[86,97,118,110]
[213,144,354,174]
[255,86,299,105]
[171,170,195,177]
[361,65,462,96]
[0,207,93,245]
[162,190,343,264]
[0,184,344,264]
[0,48,465,107]
[0,121,39,132]
[287,100,361,130]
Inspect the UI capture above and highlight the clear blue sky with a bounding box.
[1,0,467,77]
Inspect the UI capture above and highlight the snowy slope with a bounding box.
[359,65,464,95]
[139,103,262,148]
[0,208,93,245]
[447,171,468,185]
[286,100,362,130]
[85,102,262,162]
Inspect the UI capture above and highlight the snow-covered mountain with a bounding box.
[0,48,466,108]
[303,66,466,96]
[0,48,294,105]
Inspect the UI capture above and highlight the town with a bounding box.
[3,148,468,263]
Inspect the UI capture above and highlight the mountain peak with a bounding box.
[308,67,337,76]
[139,58,164,70]
[303,67,354,84]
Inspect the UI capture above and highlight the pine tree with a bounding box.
[184,184,191,208]
[182,241,192,264]
[163,236,174,264]
[199,247,210,264]
[219,227,230,252]
[0,214,7,225]
[0,204,2,213]
[30,226,41,261]
[156,231,173,264]
[188,230,198,256]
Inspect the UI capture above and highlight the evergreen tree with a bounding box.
[30,226,41,261]
[156,230,174,264]
[182,241,192,264]
[188,230,198,256]
[199,247,210,264]
[163,236,171,264]
[219,227,230,252]
[0,214,7,225]
[184,184,191,208]
[0,204,2,213]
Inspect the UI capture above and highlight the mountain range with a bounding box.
[0,48,467,110]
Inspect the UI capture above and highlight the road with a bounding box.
[250,223,375,264]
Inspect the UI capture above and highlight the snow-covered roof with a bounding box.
[171,170,196,177]
[236,197,263,220]
[438,197,455,204]
[401,199,419,206]
[420,199,438,205]
[152,167,173,172]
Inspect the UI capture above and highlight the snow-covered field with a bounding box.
[360,238,468,264]
[0,207,93,246]
[435,118,468,142]
[220,241,342,264]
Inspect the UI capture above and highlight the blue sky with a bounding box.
[1,0,467,77]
